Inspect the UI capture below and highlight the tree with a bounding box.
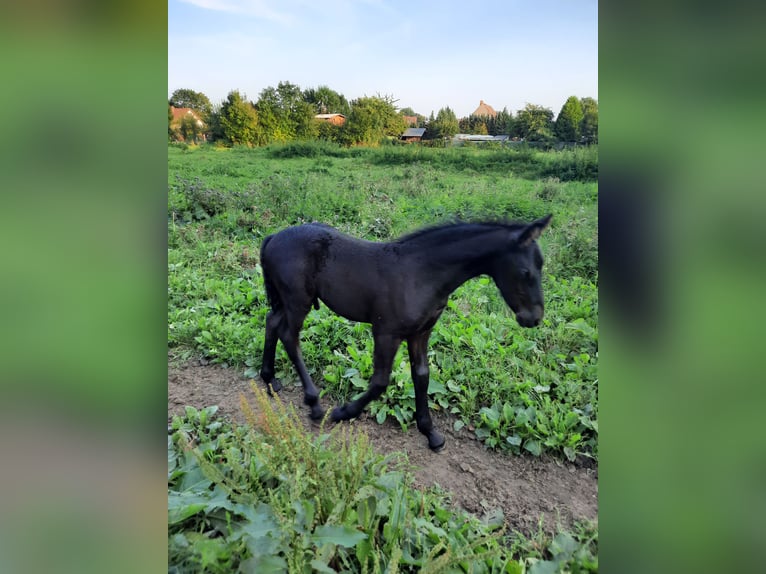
[492,107,514,136]
[342,95,406,146]
[579,97,598,144]
[179,114,201,144]
[219,90,259,146]
[169,88,213,118]
[257,81,317,143]
[426,107,459,140]
[168,105,175,141]
[514,103,555,143]
[303,85,351,116]
[555,96,584,143]
[399,107,427,127]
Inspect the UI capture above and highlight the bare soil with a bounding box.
[168,356,597,535]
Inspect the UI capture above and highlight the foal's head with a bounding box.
[490,215,552,328]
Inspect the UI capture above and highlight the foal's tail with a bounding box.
[260,234,281,311]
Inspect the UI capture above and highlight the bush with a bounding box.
[267,140,348,159]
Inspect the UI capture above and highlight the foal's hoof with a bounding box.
[428,431,446,452]
[308,405,326,422]
[330,405,349,422]
[265,378,282,395]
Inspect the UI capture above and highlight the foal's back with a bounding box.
[261,223,393,322]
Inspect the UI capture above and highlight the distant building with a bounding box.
[402,115,418,126]
[401,127,426,142]
[452,134,510,145]
[169,106,206,142]
[314,113,346,126]
[471,100,497,118]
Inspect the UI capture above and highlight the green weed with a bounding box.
[168,392,525,572]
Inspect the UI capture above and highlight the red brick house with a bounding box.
[169,106,206,142]
[314,113,346,126]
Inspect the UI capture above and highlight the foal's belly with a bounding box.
[319,295,373,324]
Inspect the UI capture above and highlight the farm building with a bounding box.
[471,100,498,118]
[314,113,346,126]
[452,134,511,146]
[402,115,418,126]
[169,107,206,142]
[401,127,426,142]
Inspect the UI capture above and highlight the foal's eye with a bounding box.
[522,269,532,281]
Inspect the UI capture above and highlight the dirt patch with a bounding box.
[168,356,597,535]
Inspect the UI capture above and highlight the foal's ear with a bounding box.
[516,214,552,246]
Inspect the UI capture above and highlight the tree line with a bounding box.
[168,83,597,147]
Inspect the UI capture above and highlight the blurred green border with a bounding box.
[0,3,168,573]
[600,3,766,573]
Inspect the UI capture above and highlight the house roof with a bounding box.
[402,128,426,137]
[453,134,509,142]
[315,113,345,119]
[171,107,200,120]
[170,107,204,125]
[471,100,497,117]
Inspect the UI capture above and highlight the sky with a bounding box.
[168,0,597,119]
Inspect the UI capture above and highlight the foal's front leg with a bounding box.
[408,330,445,452]
[331,333,401,422]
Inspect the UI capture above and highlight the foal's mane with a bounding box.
[394,220,527,250]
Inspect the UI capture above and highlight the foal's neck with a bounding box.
[408,228,507,295]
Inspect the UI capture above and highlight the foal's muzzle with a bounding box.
[516,305,543,328]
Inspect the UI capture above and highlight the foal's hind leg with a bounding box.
[278,306,325,421]
[260,309,284,393]
[408,330,445,452]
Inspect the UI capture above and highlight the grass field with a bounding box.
[168,142,597,461]
[168,141,598,571]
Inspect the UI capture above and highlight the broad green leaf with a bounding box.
[523,439,542,456]
[528,559,559,574]
[429,378,446,394]
[168,436,178,473]
[230,502,279,540]
[167,491,208,524]
[565,318,595,337]
[502,402,514,422]
[240,555,287,574]
[243,366,259,378]
[506,435,522,446]
[446,380,461,392]
[481,507,505,528]
[312,524,367,548]
[479,406,499,426]
[310,559,337,573]
[453,419,465,432]
[551,532,578,558]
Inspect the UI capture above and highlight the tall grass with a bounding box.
[169,394,527,573]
